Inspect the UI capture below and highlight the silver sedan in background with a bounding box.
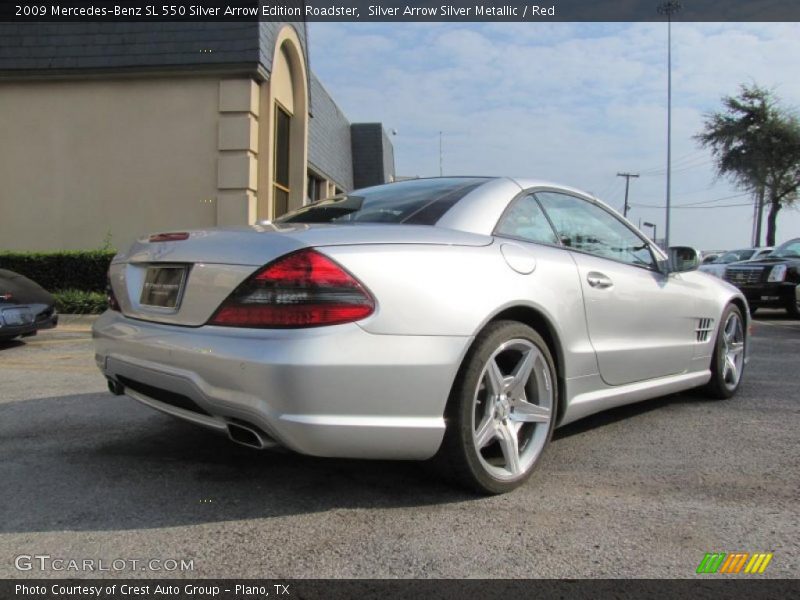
[93,177,749,494]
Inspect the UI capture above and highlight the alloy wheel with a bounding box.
[721,312,745,389]
[471,339,553,481]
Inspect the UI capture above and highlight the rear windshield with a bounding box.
[275,177,490,225]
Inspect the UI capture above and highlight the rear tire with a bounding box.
[704,304,746,399]
[433,321,557,494]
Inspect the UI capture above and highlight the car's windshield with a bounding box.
[275,177,490,225]
[772,240,800,258]
[717,249,754,263]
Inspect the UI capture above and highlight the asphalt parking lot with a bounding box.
[1,314,798,579]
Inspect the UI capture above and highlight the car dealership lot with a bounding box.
[1,315,798,579]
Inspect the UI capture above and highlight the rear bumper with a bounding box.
[0,321,38,339]
[0,306,57,339]
[36,311,58,330]
[92,311,470,460]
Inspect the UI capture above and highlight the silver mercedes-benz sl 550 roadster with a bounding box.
[93,177,749,493]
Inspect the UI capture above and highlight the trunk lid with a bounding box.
[110,224,492,326]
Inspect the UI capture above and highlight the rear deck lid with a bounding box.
[110,224,492,326]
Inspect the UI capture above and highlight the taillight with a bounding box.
[107,272,120,312]
[208,249,375,328]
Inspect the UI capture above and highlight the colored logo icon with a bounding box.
[697,552,773,574]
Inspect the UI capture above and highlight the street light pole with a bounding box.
[644,221,658,247]
[439,131,443,177]
[658,1,681,248]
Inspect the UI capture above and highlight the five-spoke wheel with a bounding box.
[705,304,746,399]
[720,311,745,389]
[435,321,557,494]
[472,339,553,481]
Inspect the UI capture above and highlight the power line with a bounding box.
[668,184,716,197]
[633,201,752,209]
[594,177,624,202]
[633,192,750,208]
[663,202,753,209]
[636,150,706,174]
[674,192,750,206]
[639,157,714,177]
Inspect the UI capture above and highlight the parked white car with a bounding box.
[699,247,774,278]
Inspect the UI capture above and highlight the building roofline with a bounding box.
[0,62,268,82]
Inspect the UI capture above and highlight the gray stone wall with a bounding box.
[308,74,353,191]
[351,123,396,189]
[0,23,259,72]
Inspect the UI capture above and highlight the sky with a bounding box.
[308,22,800,251]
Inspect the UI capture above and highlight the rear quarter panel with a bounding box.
[323,241,599,380]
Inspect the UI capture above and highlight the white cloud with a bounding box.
[309,22,800,248]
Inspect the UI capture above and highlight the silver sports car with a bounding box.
[93,177,749,493]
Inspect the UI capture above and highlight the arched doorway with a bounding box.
[259,26,309,221]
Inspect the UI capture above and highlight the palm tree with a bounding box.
[695,84,800,246]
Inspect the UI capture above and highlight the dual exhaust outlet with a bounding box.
[226,421,273,450]
[106,377,274,450]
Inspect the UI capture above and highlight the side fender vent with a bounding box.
[696,318,715,343]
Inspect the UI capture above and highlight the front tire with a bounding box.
[434,321,557,494]
[704,304,746,399]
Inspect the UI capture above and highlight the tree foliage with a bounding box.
[695,84,800,246]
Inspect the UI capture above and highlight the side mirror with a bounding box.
[668,246,699,273]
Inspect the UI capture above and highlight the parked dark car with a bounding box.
[0,269,58,341]
[724,238,800,317]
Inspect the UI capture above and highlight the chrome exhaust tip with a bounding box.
[227,421,268,449]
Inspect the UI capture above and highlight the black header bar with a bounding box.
[3,0,800,22]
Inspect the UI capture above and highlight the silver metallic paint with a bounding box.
[94,178,750,459]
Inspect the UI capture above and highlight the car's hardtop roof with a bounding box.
[377,176,596,200]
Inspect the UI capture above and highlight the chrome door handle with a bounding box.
[587,272,613,289]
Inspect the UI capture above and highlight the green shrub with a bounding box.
[53,289,108,314]
[0,250,115,293]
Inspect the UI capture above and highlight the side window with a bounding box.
[495,194,559,245]
[536,191,656,269]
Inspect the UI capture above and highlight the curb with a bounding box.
[56,314,101,331]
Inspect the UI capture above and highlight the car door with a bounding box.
[535,191,697,386]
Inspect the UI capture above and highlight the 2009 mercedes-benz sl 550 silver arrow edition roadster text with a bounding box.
[93,177,750,493]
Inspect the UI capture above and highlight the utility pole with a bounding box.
[658,0,681,248]
[617,172,639,218]
[753,186,765,247]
